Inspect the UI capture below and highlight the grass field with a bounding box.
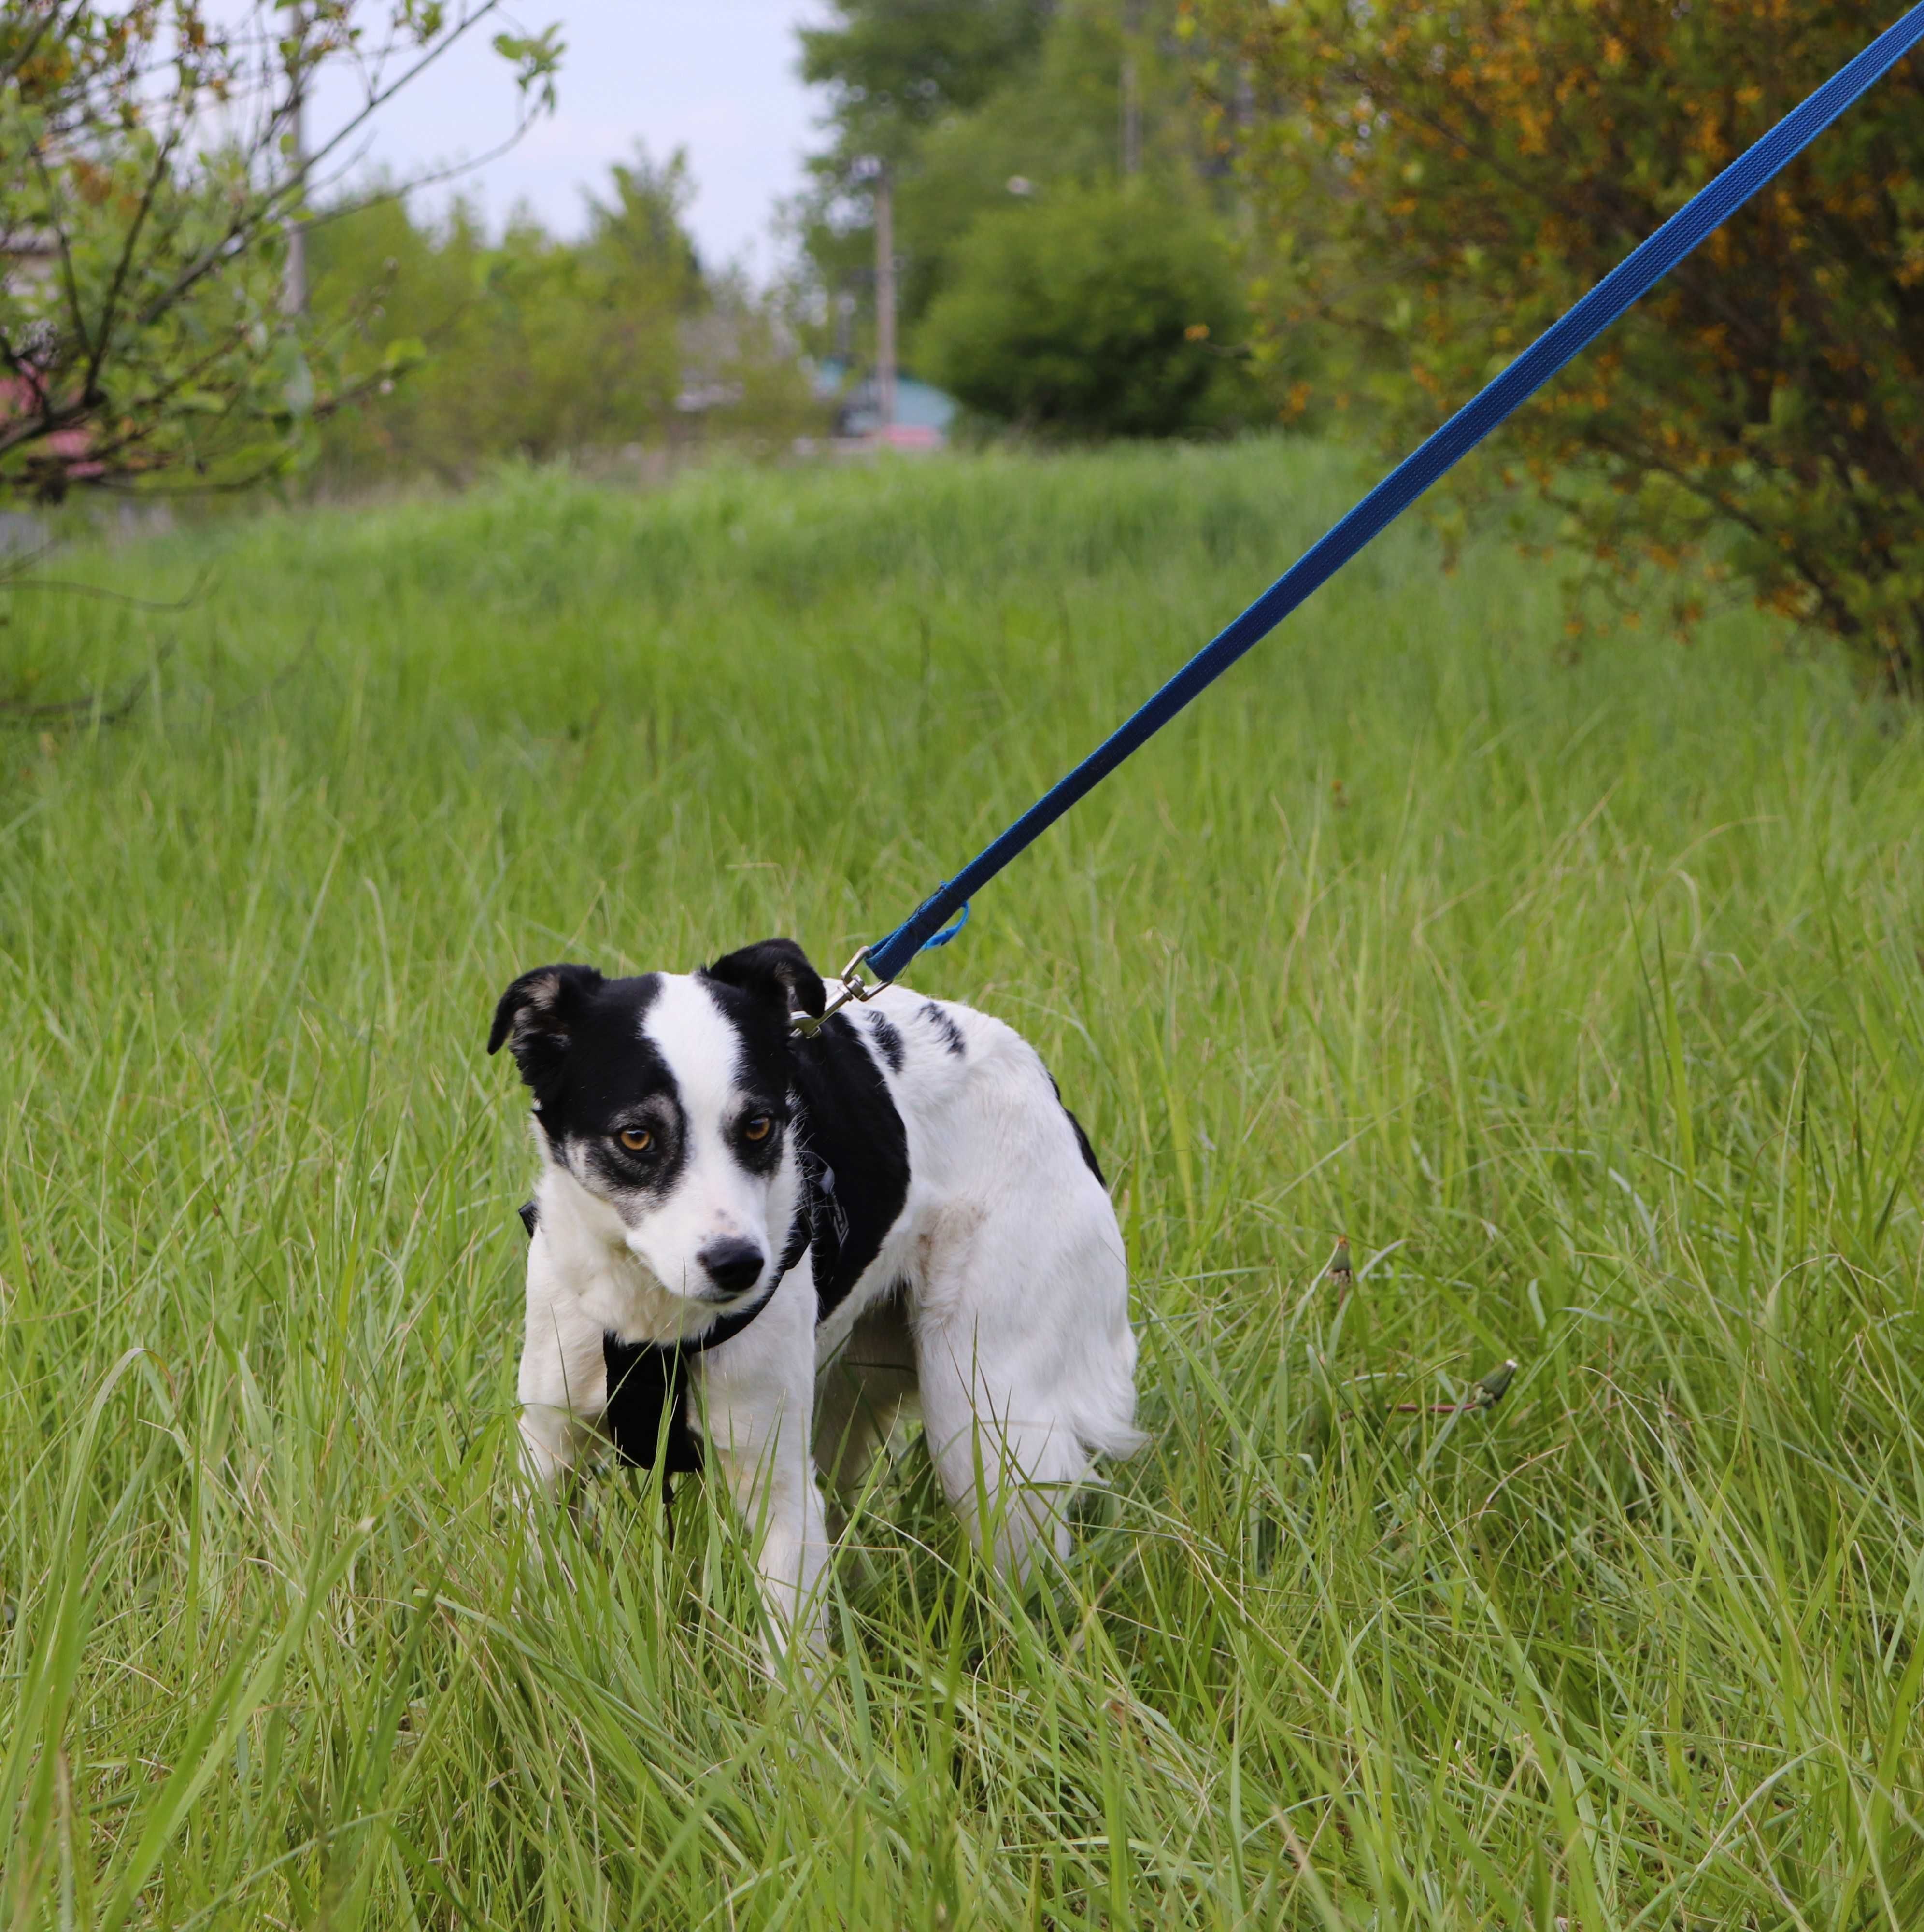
[3,440,1923,1929]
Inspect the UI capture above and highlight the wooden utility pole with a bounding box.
[873,165,896,434]
[1120,0,1144,178]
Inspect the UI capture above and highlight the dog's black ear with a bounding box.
[488,963,604,1084]
[704,938,826,1021]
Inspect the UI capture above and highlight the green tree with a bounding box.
[0,2,559,506]
[893,2,1205,335]
[796,0,1247,406]
[798,0,1054,167]
[1203,0,1924,687]
[795,0,1056,359]
[310,152,816,487]
[919,177,1250,435]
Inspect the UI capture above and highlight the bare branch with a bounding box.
[83,122,186,404]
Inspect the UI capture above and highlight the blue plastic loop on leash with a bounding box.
[921,900,969,949]
[863,3,1924,989]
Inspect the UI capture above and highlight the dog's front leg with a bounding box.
[694,1265,831,1668]
[516,1236,608,1503]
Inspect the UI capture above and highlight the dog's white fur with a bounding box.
[515,977,1141,1654]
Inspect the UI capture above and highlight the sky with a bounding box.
[308,2,829,276]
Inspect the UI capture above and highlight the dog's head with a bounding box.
[488,939,826,1309]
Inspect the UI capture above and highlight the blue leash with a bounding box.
[807,3,1924,1009]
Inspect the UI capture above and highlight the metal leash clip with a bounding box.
[791,946,887,1037]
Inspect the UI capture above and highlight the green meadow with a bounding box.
[3,441,1922,1928]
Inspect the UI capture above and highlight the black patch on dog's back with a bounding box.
[867,1011,905,1073]
[921,1001,967,1058]
[1047,1071,1106,1185]
[1062,1105,1104,1185]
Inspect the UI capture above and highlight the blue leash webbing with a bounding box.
[863,4,1924,988]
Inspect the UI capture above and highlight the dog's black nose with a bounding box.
[698,1236,765,1297]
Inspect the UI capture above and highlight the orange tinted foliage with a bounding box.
[1206,0,1924,686]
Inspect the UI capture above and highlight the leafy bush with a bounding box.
[1204,0,1924,689]
[918,181,1253,437]
[798,0,1200,349]
[0,2,555,507]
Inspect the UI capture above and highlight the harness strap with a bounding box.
[860,3,1924,988]
[600,1301,764,1479]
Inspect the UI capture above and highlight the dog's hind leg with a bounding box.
[910,1202,1139,1586]
[914,1327,1091,1582]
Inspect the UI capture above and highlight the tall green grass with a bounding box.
[2,441,1921,1928]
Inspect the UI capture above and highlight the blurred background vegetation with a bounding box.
[304,152,818,490]
[0,0,1919,686]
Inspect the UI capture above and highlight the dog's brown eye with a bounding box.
[742,1113,773,1143]
[617,1127,653,1154]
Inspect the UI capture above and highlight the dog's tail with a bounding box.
[1083,1414,1149,1462]
[1074,1324,1148,1463]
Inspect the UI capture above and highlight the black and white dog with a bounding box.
[489,938,1141,1653]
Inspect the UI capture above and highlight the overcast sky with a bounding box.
[309,2,829,276]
